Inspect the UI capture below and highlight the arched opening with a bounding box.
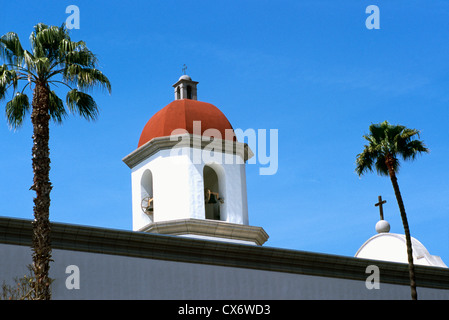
[176,86,181,100]
[186,85,192,99]
[141,170,154,222]
[203,165,223,220]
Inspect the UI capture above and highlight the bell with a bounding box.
[146,199,154,212]
[208,193,218,204]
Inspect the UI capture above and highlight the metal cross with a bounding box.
[182,64,187,75]
[374,195,387,220]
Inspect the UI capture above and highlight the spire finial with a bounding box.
[374,195,390,233]
[374,195,386,220]
[182,64,187,75]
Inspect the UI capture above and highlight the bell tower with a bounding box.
[173,75,198,100]
[123,75,269,246]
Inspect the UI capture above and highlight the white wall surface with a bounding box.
[130,147,248,231]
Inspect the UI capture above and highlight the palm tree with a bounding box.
[355,120,429,300]
[0,23,111,300]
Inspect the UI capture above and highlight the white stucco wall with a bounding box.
[130,147,248,231]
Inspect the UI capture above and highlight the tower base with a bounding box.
[139,218,269,246]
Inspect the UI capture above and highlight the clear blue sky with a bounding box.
[1,1,449,265]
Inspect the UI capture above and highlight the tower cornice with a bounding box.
[123,133,254,169]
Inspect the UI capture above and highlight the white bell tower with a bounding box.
[122,75,268,246]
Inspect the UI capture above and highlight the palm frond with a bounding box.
[57,39,97,67]
[0,64,18,98]
[374,153,393,176]
[31,24,69,60]
[355,151,373,176]
[401,139,429,161]
[5,93,30,129]
[64,48,98,68]
[0,81,6,101]
[23,50,36,73]
[0,32,24,65]
[48,90,67,124]
[34,57,51,78]
[64,66,111,93]
[66,89,98,121]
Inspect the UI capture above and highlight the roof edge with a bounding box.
[1,216,449,290]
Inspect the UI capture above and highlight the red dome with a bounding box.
[138,99,236,148]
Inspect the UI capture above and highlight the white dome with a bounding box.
[355,233,447,268]
[179,74,192,81]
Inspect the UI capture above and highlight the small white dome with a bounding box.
[179,75,192,81]
[355,233,448,268]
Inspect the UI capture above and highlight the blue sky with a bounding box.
[1,1,449,265]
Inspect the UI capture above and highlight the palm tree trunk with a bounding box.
[30,81,52,300]
[386,157,418,300]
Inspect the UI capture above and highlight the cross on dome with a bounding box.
[374,195,387,220]
[374,195,390,233]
